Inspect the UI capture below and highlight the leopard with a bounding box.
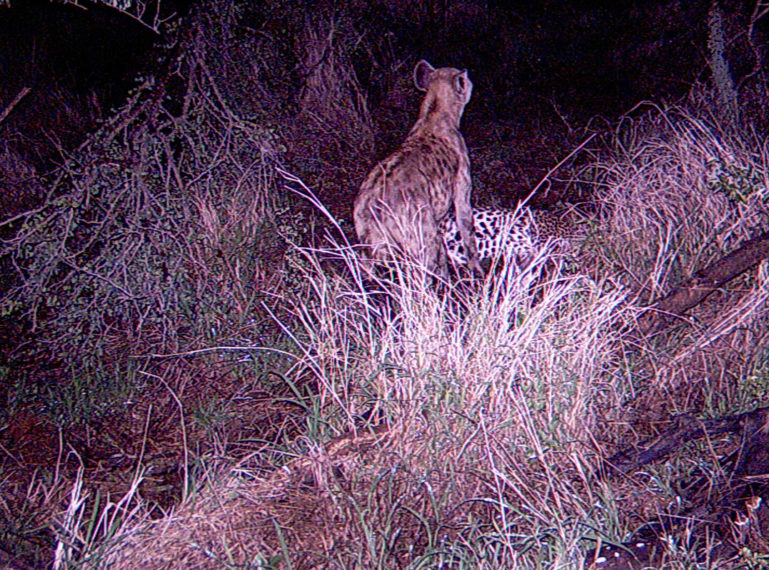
[440,206,574,271]
[353,60,481,278]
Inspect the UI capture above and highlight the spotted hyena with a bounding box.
[353,60,481,278]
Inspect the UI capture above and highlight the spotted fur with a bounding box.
[441,207,572,269]
[353,60,480,277]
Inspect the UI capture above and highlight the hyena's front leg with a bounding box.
[454,179,481,275]
[428,217,449,280]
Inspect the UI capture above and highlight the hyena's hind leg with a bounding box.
[403,206,450,281]
[424,221,450,281]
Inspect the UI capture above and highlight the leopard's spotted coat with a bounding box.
[441,207,573,269]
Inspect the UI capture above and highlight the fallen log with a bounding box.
[601,405,769,476]
[637,231,769,335]
[587,405,769,569]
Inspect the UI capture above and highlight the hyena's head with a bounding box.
[413,60,473,119]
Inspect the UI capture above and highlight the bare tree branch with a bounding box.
[637,231,769,335]
[61,0,171,34]
[0,87,31,126]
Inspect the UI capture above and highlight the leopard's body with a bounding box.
[441,207,573,269]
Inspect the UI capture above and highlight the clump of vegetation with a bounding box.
[590,108,767,301]
[93,224,629,567]
[1,50,284,420]
[587,107,769,415]
[2,1,769,568]
[0,3,309,564]
[78,103,769,568]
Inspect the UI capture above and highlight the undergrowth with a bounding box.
[0,26,291,429]
[2,1,769,567]
[0,7,310,565]
[96,211,631,568]
[75,105,769,569]
[587,106,769,417]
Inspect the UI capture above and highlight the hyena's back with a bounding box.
[354,136,462,270]
[353,60,480,277]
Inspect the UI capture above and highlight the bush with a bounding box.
[1,30,285,425]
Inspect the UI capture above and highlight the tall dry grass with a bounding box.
[87,174,632,568]
[54,105,769,568]
[590,107,767,299]
[587,106,769,414]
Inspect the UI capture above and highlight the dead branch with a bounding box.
[601,405,769,476]
[0,87,31,126]
[637,231,769,335]
[589,405,769,568]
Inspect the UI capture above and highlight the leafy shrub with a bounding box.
[1,37,286,424]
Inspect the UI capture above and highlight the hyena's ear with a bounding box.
[414,60,435,91]
[453,70,472,100]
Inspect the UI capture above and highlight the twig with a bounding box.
[520,132,596,208]
[130,345,297,359]
[0,87,31,126]
[60,0,171,35]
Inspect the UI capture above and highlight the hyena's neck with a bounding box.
[411,92,463,137]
